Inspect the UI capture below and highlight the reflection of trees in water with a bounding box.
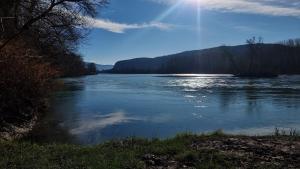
[216,78,300,114]
[59,79,85,92]
[212,78,261,113]
[24,117,77,144]
[169,76,300,114]
[25,80,86,144]
[270,88,300,109]
[244,80,262,114]
[218,87,237,112]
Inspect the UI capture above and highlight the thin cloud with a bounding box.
[52,6,173,33]
[85,17,173,33]
[149,0,300,17]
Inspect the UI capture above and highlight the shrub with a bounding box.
[0,44,57,130]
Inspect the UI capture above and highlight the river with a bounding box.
[28,74,300,144]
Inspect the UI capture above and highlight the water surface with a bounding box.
[30,74,300,144]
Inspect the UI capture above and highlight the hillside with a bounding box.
[109,44,300,74]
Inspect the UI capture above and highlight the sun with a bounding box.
[152,0,202,36]
[186,0,202,5]
[182,0,202,10]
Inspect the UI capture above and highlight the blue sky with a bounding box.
[80,0,300,64]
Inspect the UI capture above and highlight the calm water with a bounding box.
[29,74,300,144]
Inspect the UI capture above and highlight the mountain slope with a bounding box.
[109,44,300,74]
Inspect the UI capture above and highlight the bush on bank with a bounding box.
[0,43,57,133]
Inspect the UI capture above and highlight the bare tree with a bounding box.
[279,38,300,47]
[246,36,264,73]
[0,0,108,51]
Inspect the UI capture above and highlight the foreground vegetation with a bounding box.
[1,132,299,169]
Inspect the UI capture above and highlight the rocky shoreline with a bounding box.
[0,117,37,141]
[142,135,300,169]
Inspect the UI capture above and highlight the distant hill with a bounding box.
[95,64,113,71]
[85,63,113,71]
[108,44,300,74]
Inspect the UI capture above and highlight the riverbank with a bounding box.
[0,117,37,141]
[1,132,299,169]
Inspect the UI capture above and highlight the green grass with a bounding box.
[0,132,299,169]
[0,135,231,169]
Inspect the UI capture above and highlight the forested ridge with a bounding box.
[111,39,300,75]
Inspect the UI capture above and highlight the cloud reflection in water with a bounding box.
[69,112,138,135]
